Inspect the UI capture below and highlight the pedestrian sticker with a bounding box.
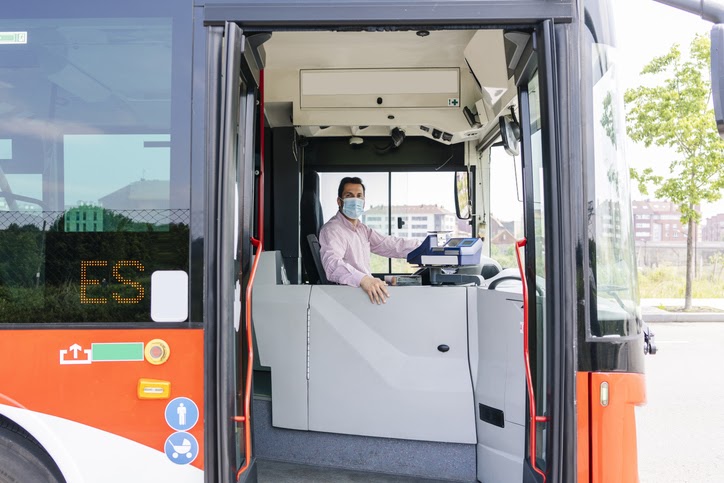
[164,432,199,465]
[165,397,199,431]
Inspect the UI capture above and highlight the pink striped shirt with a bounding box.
[319,211,420,287]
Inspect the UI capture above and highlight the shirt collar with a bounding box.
[335,210,359,230]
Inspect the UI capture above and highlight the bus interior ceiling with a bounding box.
[263,29,521,142]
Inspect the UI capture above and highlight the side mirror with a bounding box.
[454,171,472,220]
[712,24,724,138]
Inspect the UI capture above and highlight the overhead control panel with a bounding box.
[300,68,460,109]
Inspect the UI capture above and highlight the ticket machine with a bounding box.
[407,234,486,285]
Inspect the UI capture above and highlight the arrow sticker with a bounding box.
[59,343,92,365]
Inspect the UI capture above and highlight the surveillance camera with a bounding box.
[390,127,405,148]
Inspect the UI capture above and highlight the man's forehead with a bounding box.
[342,183,364,195]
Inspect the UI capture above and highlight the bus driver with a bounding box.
[319,176,420,304]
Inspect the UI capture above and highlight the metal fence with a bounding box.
[0,209,190,231]
[0,209,191,289]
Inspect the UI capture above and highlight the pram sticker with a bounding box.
[165,397,199,431]
[164,432,199,465]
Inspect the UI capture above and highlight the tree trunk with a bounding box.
[685,214,694,310]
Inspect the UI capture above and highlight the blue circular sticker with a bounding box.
[164,432,199,465]
[165,397,199,431]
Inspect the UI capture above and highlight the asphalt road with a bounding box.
[637,322,724,483]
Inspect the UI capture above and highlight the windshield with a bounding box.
[587,40,641,338]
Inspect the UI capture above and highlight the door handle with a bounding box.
[515,238,547,483]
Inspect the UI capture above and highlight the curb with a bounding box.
[642,312,723,323]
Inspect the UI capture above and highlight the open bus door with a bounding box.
[207,21,261,483]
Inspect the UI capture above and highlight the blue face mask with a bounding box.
[341,197,365,219]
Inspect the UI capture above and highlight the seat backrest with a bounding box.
[300,171,325,283]
[305,234,329,284]
[479,256,503,279]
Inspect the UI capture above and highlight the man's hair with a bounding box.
[337,177,366,198]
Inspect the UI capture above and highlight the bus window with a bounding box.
[318,170,466,275]
[318,171,390,273]
[525,71,549,468]
[0,15,190,323]
[489,145,524,268]
[390,172,465,273]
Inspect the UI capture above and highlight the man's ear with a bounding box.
[337,197,343,210]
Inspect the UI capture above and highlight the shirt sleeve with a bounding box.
[319,224,367,287]
[367,227,420,259]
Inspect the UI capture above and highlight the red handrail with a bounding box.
[515,238,547,483]
[236,68,265,480]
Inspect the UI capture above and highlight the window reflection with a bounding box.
[0,16,189,323]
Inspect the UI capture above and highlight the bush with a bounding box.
[637,265,724,298]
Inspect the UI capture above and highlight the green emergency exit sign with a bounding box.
[92,342,144,362]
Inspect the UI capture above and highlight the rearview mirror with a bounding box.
[712,24,724,138]
[498,112,521,156]
[454,171,472,219]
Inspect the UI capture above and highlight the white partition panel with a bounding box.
[253,252,311,430]
[308,285,476,443]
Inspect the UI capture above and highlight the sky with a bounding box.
[615,0,722,219]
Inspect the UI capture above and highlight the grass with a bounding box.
[638,265,724,299]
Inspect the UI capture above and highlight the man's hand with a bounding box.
[359,275,390,305]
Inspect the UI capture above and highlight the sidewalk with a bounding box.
[641,298,724,322]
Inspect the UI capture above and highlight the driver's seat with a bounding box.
[300,171,325,283]
[305,234,329,284]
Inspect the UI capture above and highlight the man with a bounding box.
[319,176,419,304]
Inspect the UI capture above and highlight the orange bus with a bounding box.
[1,1,722,482]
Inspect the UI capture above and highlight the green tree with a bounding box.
[625,35,724,310]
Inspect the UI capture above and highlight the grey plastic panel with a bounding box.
[253,251,311,430]
[202,0,575,25]
[308,285,475,443]
[467,287,525,483]
[476,421,525,483]
[254,250,288,285]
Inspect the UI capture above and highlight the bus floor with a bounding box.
[256,459,454,483]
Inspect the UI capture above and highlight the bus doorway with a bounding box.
[209,20,554,483]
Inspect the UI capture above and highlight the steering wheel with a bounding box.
[488,273,545,296]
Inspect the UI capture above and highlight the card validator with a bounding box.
[407,234,483,266]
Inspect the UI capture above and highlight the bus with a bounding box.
[1,1,722,482]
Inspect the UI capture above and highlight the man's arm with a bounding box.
[318,226,367,287]
[319,224,392,304]
[367,228,420,259]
